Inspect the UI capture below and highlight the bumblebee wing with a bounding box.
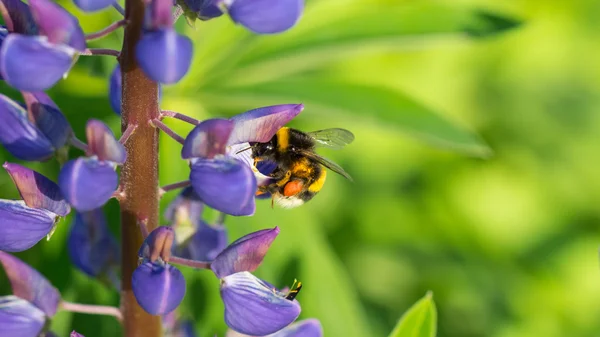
[307,128,355,150]
[300,150,353,182]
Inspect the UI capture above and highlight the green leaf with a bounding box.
[201,78,492,157]
[389,292,437,337]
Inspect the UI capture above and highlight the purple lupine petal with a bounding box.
[221,272,301,336]
[0,34,75,91]
[109,64,121,115]
[227,0,303,34]
[182,119,234,159]
[211,227,278,278]
[73,0,115,12]
[0,296,46,337]
[67,210,120,278]
[269,319,323,337]
[0,200,58,252]
[183,0,223,20]
[3,162,70,216]
[132,262,186,315]
[70,332,85,337]
[139,226,175,263]
[0,251,61,316]
[135,28,192,84]
[22,91,59,110]
[178,221,228,261]
[0,94,54,161]
[0,0,38,34]
[58,158,118,212]
[227,104,303,145]
[152,0,173,29]
[86,119,126,164]
[29,0,86,51]
[190,156,256,216]
[29,99,72,149]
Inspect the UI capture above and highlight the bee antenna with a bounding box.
[235,146,252,154]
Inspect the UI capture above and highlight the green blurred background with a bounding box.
[3,0,600,336]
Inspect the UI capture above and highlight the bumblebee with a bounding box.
[251,127,354,208]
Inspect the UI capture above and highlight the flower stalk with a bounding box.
[85,20,128,41]
[119,0,162,334]
[60,301,124,322]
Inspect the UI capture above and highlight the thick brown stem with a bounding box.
[119,0,162,335]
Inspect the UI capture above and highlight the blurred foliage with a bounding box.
[2,0,600,337]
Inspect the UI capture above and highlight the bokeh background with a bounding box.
[2,0,600,336]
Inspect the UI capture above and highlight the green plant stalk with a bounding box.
[119,0,162,335]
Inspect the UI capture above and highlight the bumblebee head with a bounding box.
[251,140,277,160]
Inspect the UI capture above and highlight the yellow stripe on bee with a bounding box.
[276,127,290,152]
[308,169,327,192]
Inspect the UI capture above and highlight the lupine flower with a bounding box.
[59,120,124,211]
[0,0,86,91]
[135,0,193,84]
[0,163,69,252]
[133,227,186,315]
[67,209,120,286]
[226,319,323,337]
[210,227,302,335]
[0,296,46,337]
[182,104,303,216]
[180,0,304,34]
[0,93,72,161]
[0,251,61,318]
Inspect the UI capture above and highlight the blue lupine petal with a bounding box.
[183,0,223,20]
[0,34,75,91]
[109,64,121,114]
[190,156,256,216]
[227,0,303,34]
[178,221,228,261]
[29,0,86,51]
[270,319,323,337]
[0,94,54,161]
[0,251,61,317]
[73,0,115,12]
[29,98,72,149]
[0,296,46,337]
[86,119,126,164]
[135,28,193,84]
[58,158,118,212]
[67,210,120,278]
[3,162,70,216]
[0,0,38,34]
[132,262,186,315]
[211,227,278,278]
[182,118,234,159]
[227,104,303,145]
[0,200,58,252]
[221,272,301,336]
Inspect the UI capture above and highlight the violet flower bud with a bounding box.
[0,251,61,317]
[3,162,71,216]
[0,296,46,337]
[221,271,301,336]
[227,0,304,34]
[132,261,186,315]
[25,93,73,150]
[211,227,279,278]
[182,119,234,159]
[29,0,86,51]
[139,226,175,263]
[58,158,118,211]
[189,156,256,216]
[67,209,120,279]
[85,119,126,164]
[135,28,193,84]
